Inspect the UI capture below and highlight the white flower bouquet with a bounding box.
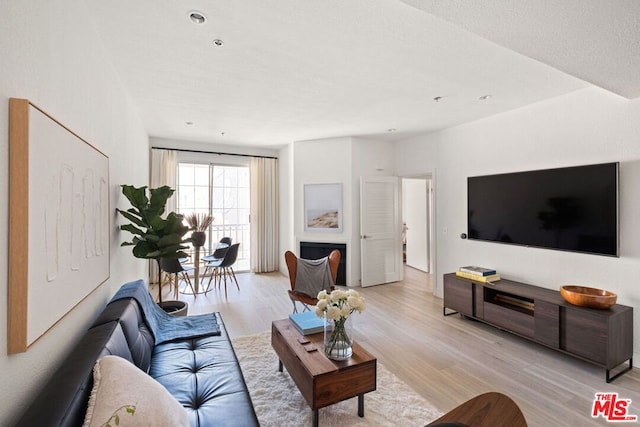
[314,289,366,360]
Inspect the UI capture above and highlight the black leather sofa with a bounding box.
[14,290,259,427]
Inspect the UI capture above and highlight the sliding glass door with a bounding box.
[177,162,250,271]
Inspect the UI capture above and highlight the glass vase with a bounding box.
[324,314,353,360]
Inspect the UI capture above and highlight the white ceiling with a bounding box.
[85,0,638,149]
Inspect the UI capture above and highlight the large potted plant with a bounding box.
[117,185,192,312]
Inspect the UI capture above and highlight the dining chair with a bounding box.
[160,257,196,298]
[202,245,230,290]
[205,243,240,298]
[202,237,232,263]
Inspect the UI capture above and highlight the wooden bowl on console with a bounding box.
[560,285,617,309]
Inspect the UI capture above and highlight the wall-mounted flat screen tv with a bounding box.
[467,162,619,257]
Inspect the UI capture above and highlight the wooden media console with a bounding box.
[443,273,633,382]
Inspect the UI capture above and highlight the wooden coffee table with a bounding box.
[271,319,377,427]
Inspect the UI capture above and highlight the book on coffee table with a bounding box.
[288,311,324,335]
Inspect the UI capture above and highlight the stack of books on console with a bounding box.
[289,311,324,335]
[455,265,501,283]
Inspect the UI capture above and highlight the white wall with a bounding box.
[288,136,395,285]
[395,86,640,360]
[0,0,149,423]
[279,144,294,273]
[292,137,354,281]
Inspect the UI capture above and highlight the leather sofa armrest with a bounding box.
[14,321,133,427]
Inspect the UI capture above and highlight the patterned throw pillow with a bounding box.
[83,355,188,427]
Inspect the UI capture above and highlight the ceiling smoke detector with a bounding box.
[212,39,224,47]
[189,11,207,24]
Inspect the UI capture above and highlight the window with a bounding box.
[177,162,250,271]
[178,163,210,215]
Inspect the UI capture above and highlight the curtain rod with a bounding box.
[151,146,278,160]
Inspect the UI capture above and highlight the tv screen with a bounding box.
[467,162,619,256]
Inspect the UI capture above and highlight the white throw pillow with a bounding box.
[83,355,189,427]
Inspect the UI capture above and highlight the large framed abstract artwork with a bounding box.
[8,98,110,354]
[304,183,343,233]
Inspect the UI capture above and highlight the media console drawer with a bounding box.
[561,307,607,364]
[442,273,633,382]
[534,300,559,348]
[443,276,473,316]
[483,302,534,338]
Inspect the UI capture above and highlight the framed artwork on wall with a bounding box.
[8,98,110,354]
[304,183,342,233]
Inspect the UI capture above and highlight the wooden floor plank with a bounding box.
[157,266,640,426]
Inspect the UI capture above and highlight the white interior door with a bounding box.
[360,176,402,287]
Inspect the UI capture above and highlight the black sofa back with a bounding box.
[91,298,155,372]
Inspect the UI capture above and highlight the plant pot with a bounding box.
[159,300,188,317]
[191,231,206,248]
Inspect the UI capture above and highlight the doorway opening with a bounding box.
[401,175,434,276]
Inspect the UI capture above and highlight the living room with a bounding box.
[2,1,640,426]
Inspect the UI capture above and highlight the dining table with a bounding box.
[183,242,229,295]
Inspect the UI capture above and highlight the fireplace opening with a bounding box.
[299,241,347,286]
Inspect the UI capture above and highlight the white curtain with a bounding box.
[250,157,279,273]
[150,148,177,211]
[149,148,177,283]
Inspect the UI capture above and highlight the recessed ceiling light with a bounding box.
[479,94,492,100]
[189,11,207,24]
[212,39,224,47]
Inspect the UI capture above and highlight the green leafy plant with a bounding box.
[117,185,192,304]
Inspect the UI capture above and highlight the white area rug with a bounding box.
[232,331,442,427]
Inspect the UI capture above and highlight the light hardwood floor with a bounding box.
[161,267,640,426]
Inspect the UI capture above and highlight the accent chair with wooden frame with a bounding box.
[285,249,340,313]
